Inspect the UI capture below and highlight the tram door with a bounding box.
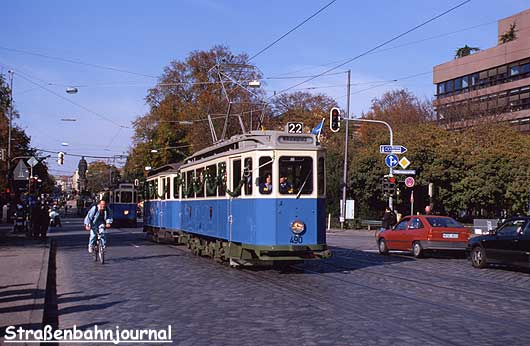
[228,157,242,243]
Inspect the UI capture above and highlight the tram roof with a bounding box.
[147,162,183,177]
[148,130,321,176]
[185,130,321,163]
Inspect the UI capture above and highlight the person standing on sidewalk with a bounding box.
[381,207,397,231]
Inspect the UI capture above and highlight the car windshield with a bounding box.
[426,217,464,228]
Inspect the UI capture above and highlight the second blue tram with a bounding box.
[108,183,138,227]
[143,130,330,265]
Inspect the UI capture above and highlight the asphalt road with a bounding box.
[49,219,530,346]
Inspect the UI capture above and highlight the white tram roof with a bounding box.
[148,130,321,177]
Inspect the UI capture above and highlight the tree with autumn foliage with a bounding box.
[124,46,265,180]
[334,89,530,221]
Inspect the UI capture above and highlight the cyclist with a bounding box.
[84,199,113,254]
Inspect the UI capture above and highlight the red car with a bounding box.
[376,215,471,258]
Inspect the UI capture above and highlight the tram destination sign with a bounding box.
[379,145,407,154]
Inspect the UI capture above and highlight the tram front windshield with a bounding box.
[279,156,313,195]
[121,191,133,203]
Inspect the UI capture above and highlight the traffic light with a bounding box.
[388,176,396,195]
[57,152,65,165]
[329,107,341,133]
[0,148,5,161]
[382,176,396,196]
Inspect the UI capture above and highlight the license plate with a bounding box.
[442,233,458,239]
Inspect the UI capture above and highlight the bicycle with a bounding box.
[92,226,105,264]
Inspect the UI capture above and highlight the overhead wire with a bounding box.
[271,0,473,98]
[267,18,498,78]
[0,61,131,129]
[248,0,338,61]
[0,45,158,79]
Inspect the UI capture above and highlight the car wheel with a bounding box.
[471,246,488,268]
[378,239,389,255]
[412,241,424,258]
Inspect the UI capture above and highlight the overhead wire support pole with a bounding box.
[340,70,350,230]
[7,70,13,181]
[347,118,394,209]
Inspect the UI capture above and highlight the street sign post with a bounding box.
[13,160,29,181]
[405,176,415,188]
[393,169,416,175]
[385,154,399,168]
[379,145,407,154]
[399,157,411,169]
[27,156,38,168]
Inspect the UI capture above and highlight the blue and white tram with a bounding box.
[107,183,138,227]
[143,130,330,265]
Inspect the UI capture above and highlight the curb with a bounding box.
[28,238,51,329]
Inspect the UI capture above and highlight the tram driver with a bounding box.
[279,175,293,194]
[259,173,273,194]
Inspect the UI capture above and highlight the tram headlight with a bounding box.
[123,210,129,216]
[291,220,305,234]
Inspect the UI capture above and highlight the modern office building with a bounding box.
[433,9,530,131]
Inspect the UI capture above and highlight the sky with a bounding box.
[1,0,529,176]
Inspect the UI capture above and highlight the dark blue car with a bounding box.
[467,216,530,269]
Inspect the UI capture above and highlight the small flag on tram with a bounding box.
[311,118,325,142]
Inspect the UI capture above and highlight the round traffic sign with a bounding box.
[385,154,399,168]
[405,176,415,188]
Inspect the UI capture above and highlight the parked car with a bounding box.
[377,215,471,258]
[467,216,530,269]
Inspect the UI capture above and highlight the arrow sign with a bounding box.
[379,145,407,154]
[385,154,399,168]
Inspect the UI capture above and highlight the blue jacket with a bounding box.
[84,205,113,229]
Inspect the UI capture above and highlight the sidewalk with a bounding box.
[0,233,51,342]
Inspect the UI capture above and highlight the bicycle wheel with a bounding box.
[98,247,105,264]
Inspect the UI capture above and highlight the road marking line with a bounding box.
[131,243,140,248]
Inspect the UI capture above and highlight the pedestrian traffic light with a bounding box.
[329,107,341,133]
[57,152,65,165]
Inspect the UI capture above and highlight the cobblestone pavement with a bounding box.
[51,220,530,346]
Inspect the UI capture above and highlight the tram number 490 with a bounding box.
[287,122,303,134]
[290,234,303,244]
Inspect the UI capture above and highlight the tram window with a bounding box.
[218,162,226,196]
[147,181,153,200]
[232,159,242,197]
[166,177,171,199]
[134,191,138,203]
[244,158,253,196]
[318,157,325,195]
[186,171,194,198]
[173,177,180,199]
[121,191,133,203]
[206,164,217,197]
[196,168,205,198]
[279,156,313,195]
[160,178,166,200]
[154,180,159,199]
[259,156,273,195]
[115,191,121,203]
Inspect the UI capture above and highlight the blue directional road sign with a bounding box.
[385,154,399,168]
[380,145,407,154]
